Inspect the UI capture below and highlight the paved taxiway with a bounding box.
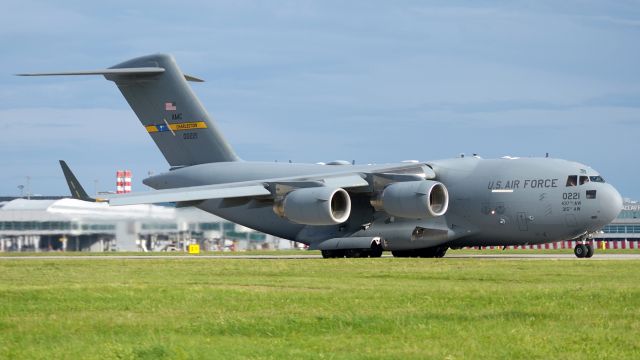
[1,254,639,260]
[446,253,640,260]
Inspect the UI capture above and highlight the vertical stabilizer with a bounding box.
[105,54,239,166]
[19,54,239,166]
[59,160,95,202]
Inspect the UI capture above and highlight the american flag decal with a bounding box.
[165,102,177,111]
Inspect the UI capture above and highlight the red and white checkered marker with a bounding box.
[116,170,132,194]
[469,240,640,251]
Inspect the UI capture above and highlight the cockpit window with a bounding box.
[566,175,577,187]
[579,176,589,185]
[590,176,605,183]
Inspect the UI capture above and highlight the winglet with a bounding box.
[59,160,102,202]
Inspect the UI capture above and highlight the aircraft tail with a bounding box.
[59,160,96,202]
[20,54,240,167]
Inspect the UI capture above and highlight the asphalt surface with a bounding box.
[446,253,640,260]
[1,253,639,260]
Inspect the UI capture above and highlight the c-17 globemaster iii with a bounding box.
[19,54,623,258]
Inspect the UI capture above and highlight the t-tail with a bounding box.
[19,54,239,167]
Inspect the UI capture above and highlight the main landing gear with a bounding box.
[321,243,383,258]
[320,244,449,259]
[391,246,448,258]
[574,242,594,258]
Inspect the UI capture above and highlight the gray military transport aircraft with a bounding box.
[19,54,623,258]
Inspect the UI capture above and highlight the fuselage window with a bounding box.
[579,176,589,185]
[590,176,605,183]
[566,175,577,187]
[586,190,597,199]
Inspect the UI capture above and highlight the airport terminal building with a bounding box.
[0,197,288,252]
[593,199,640,243]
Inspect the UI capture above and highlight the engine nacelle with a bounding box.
[273,187,351,225]
[372,180,449,219]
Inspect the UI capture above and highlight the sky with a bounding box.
[1,0,640,199]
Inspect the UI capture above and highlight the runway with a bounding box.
[445,253,640,260]
[1,253,639,260]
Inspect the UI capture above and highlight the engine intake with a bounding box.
[273,187,351,225]
[372,180,449,219]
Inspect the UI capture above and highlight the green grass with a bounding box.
[1,258,639,359]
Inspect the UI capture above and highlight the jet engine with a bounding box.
[372,180,449,219]
[273,187,351,225]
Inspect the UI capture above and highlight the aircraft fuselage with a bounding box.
[143,156,622,251]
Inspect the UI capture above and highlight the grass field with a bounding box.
[1,257,639,359]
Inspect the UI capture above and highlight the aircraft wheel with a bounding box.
[435,246,448,258]
[370,244,383,258]
[391,251,408,258]
[417,248,436,258]
[345,249,363,258]
[574,244,587,258]
[585,244,594,258]
[321,250,332,259]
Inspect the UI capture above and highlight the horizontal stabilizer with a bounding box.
[17,67,203,82]
[184,74,205,82]
[16,67,165,77]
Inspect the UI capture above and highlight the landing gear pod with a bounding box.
[273,187,351,225]
[372,180,449,219]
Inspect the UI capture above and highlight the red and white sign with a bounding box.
[116,170,132,194]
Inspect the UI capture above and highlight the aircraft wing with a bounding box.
[59,160,374,205]
[106,183,271,205]
[107,173,370,206]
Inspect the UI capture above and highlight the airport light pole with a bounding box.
[26,176,31,200]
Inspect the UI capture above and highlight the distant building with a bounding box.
[0,198,288,252]
[593,199,640,242]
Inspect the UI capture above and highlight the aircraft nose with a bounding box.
[599,184,623,224]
